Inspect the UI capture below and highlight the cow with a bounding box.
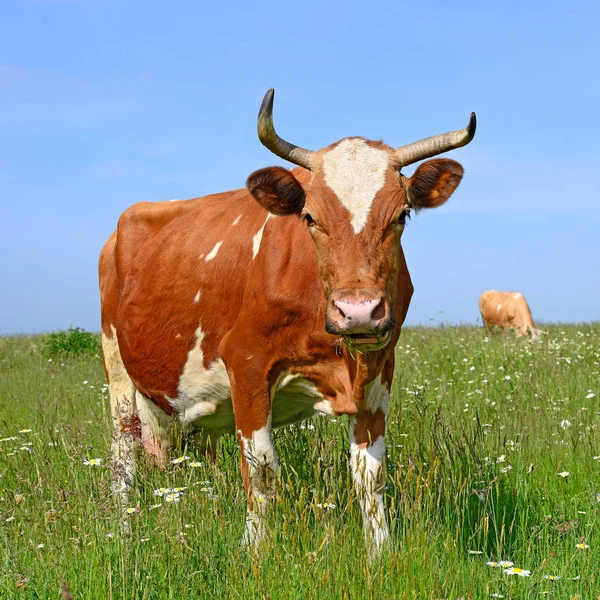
[99,89,476,554]
[479,290,541,338]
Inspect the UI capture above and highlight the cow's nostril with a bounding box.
[333,301,347,320]
[371,299,386,321]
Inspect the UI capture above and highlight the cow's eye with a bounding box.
[303,213,315,227]
[397,209,410,226]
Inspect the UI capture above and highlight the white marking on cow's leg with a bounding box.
[252,214,273,259]
[322,138,389,233]
[135,390,171,468]
[102,326,137,524]
[239,422,279,549]
[193,290,201,303]
[205,241,223,262]
[349,377,390,556]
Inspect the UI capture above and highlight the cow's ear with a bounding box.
[406,159,464,209]
[247,167,306,216]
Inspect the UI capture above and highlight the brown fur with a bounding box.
[479,290,538,337]
[99,137,466,539]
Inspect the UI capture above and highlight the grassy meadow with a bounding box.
[1,324,599,599]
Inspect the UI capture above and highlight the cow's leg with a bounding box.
[230,382,278,550]
[102,329,138,511]
[349,376,390,556]
[135,390,171,468]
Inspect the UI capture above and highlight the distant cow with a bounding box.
[99,89,476,554]
[479,290,541,338]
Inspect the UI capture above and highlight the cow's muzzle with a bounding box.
[326,289,394,350]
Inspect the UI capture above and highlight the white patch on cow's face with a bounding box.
[193,291,201,303]
[205,241,223,262]
[252,214,272,259]
[232,215,242,226]
[322,138,390,233]
[167,327,232,428]
[497,303,503,312]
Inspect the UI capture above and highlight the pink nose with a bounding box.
[326,291,391,334]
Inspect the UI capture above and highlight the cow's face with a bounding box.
[247,139,464,351]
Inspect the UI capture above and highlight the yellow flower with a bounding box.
[504,567,531,577]
[83,458,102,466]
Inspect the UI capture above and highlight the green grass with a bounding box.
[1,325,599,599]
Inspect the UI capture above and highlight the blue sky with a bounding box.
[1,0,598,334]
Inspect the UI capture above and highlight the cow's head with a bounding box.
[247,89,475,351]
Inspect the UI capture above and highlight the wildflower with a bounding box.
[140,537,150,542]
[19,446,32,453]
[18,429,32,434]
[171,487,187,493]
[527,464,534,473]
[189,461,202,467]
[558,471,569,478]
[165,493,181,503]
[5,516,15,523]
[593,456,600,461]
[575,542,589,550]
[36,543,45,549]
[561,419,571,429]
[0,436,17,442]
[149,503,162,510]
[171,455,190,465]
[496,455,506,464]
[571,575,581,580]
[596,492,600,503]
[486,561,499,567]
[490,595,504,599]
[504,567,531,577]
[467,550,483,555]
[83,458,102,466]
[125,507,138,515]
[543,575,560,581]
[587,392,596,399]
[110,481,128,494]
[105,533,114,538]
[153,487,172,497]
[499,561,514,568]
[500,465,513,474]
[316,503,336,510]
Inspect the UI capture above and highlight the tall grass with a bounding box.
[0,325,599,598]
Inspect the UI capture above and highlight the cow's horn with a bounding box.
[395,112,476,167]
[257,89,315,170]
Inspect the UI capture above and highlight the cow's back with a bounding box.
[479,290,534,334]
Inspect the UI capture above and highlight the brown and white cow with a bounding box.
[479,290,541,338]
[99,89,476,553]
